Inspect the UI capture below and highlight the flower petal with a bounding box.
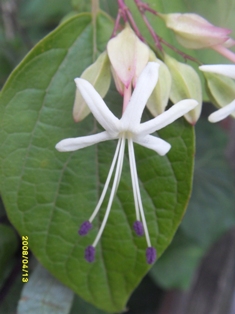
[199,64,235,79]
[74,78,120,134]
[208,99,235,122]
[138,99,198,136]
[134,135,171,156]
[121,62,160,131]
[55,131,113,152]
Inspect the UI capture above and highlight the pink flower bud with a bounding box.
[160,13,232,49]
[107,24,149,93]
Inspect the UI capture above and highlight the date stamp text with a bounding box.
[22,236,29,283]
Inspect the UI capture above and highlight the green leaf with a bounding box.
[71,0,91,12]
[0,12,194,313]
[70,295,107,314]
[181,120,235,247]
[0,224,18,282]
[0,198,6,219]
[18,263,74,314]
[19,0,72,25]
[0,273,24,313]
[150,230,203,289]
[150,119,235,289]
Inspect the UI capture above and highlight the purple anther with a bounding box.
[133,221,144,236]
[78,221,92,236]
[146,247,157,264]
[85,245,95,263]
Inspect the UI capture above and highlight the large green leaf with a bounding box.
[0,12,194,313]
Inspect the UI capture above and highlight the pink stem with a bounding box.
[123,84,132,113]
[212,45,235,63]
[125,9,144,41]
[117,0,128,22]
[134,0,158,15]
[114,0,200,64]
[138,10,162,50]
[116,0,144,41]
[111,11,122,37]
[160,38,201,64]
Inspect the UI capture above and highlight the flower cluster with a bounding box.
[56,1,235,265]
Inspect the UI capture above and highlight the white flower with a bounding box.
[56,62,198,264]
[199,64,235,122]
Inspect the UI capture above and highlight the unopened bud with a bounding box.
[164,53,202,124]
[73,51,111,122]
[146,50,172,116]
[107,23,149,93]
[159,13,231,49]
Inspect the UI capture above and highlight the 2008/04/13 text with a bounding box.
[22,236,29,283]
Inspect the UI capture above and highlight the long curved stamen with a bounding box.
[89,139,122,223]
[92,136,126,248]
[128,139,151,247]
[78,139,122,236]
[128,139,140,222]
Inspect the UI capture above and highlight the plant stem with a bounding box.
[213,45,235,63]
[92,0,99,60]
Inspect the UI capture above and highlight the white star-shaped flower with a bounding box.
[56,62,198,264]
[199,64,235,122]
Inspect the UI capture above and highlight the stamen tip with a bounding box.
[85,245,95,263]
[78,221,92,236]
[146,247,157,264]
[133,221,144,236]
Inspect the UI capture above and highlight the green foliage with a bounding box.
[0,10,194,312]
[0,273,24,313]
[0,0,235,313]
[0,224,18,282]
[150,230,203,289]
[19,0,73,25]
[150,119,235,289]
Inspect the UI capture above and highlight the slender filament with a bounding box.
[89,138,122,222]
[127,139,140,221]
[92,137,126,247]
[128,139,151,247]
